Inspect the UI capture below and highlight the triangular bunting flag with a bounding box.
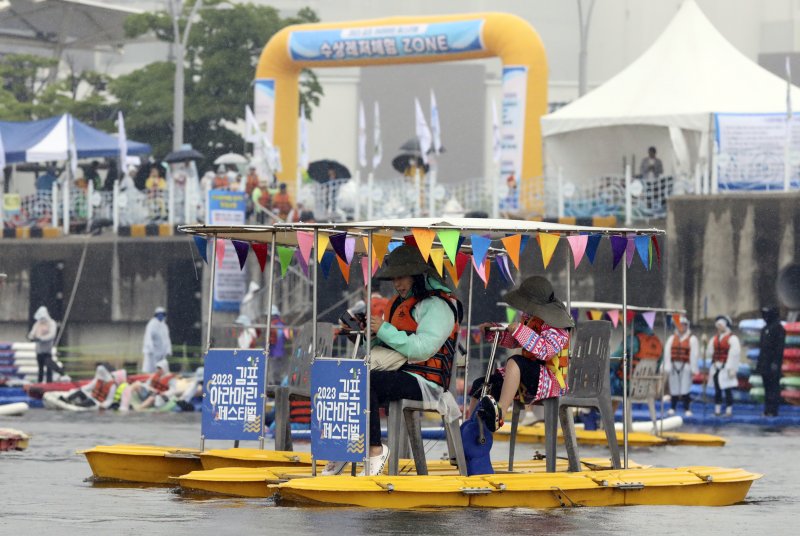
[519,234,530,254]
[403,234,417,247]
[437,229,461,264]
[505,307,517,325]
[589,309,603,321]
[330,233,348,263]
[472,255,488,286]
[642,311,657,330]
[635,235,650,269]
[251,243,268,272]
[193,235,208,263]
[585,234,602,264]
[672,313,683,329]
[626,311,636,324]
[455,252,470,281]
[429,248,444,277]
[649,239,654,270]
[610,236,627,269]
[372,233,392,266]
[344,236,356,265]
[457,235,467,253]
[295,248,309,277]
[566,235,588,269]
[216,239,226,268]
[317,233,330,263]
[483,258,491,288]
[500,234,522,270]
[320,251,335,279]
[297,231,314,266]
[539,233,560,269]
[625,237,636,268]
[336,255,351,283]
[412,228,436,261]
[443,258,460,287]
[232,240,249,270]
[277,245,295,278]
[652,235,661,266]
[607,309,620,328]
[470,234,491,267]
[496,255,514,285]
[570,308,578,324]
[360,257,371,287]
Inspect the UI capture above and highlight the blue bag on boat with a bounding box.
[460,413,494,476]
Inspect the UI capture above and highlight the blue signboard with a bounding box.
[201,349,266,441]
[310,359,367,463]
[289,19,485,62]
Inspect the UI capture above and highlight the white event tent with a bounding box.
[541,0,800,191]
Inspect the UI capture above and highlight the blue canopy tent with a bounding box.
[0,114,150,164]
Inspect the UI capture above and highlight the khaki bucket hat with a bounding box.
[503,276,574,329]
[373,245,441,281]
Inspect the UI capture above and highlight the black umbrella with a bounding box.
[164,148,205,163]
[391,153,430,174]
[307,159,351,183]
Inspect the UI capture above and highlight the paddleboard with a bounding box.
[0,402,28,416]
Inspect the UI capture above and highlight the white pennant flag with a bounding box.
[372,101,383,170]
[117,111,128,176]
[245,105,260,143]
[68,114,78,178]
[430,89,442,154]
[358,101,367,168]
[299,107,309,170]
[414,98,432,164]
[491,99,501,164]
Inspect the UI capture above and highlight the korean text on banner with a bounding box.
[499,66,527,211]
[209,190,248,311]
[311,359,367,463]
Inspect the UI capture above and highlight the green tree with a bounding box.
[116,1,323,160]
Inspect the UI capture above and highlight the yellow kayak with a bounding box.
[81,444,202,484]
[660,432,727,447]
[495,423,668,447]
[199,448,318,470]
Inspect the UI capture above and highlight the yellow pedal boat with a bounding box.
[81,444,203,484]
[274,466,760,508]
[494,423,726,447]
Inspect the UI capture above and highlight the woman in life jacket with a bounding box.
[663,315,699,416]
[62,364,117,409]
[128,359,177,410]
[706,315,741,417]
[466,276,574,432]
[609,314,663,411]
[322,245,462,477]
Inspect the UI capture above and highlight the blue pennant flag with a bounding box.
[320,251,335,279]
[470,234,492,267]
[193,235,208,264]
[585,234,602,265]
[634,235,651,269]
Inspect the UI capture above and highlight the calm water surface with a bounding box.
[2,409,798,536]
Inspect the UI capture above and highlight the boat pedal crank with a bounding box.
[550,486,582,508]
[375,482,394,492]
[460,487,493,495]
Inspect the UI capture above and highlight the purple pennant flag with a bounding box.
[625,237,636,268]
[193,235,208,263]
[330,233,348,262]
[320,251,335,279]
[635,235,650,269]
[232,240,250,270]
[495,256,510,284]
[294,248,309,277]
[610,236,627,269]
[585,234,602,264]
[344,236,356,265]
[570,308,579,324]
[498,255,515,285]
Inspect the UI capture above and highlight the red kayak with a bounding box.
[781,389,800,405]
[784,348,800,361]
[24,374,150,399]
[783,362,800,376]
[785,322,800,335]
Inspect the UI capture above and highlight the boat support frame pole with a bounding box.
[311,228,319,476]
[201,235,218,452]
[622,255,628,469]
[364,230,373,476]
[462,267,474,421]
[260,232,277,450]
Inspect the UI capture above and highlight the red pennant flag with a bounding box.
[652,235,661,266]
[626,311,636,324]
[455,252,470,281]
[403,234,417,247]
[251,243,268,272]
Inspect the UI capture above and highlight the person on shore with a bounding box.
[28,306,58,383]
[663,315,699,416]
[640,146,663,179]
[142,307,171,373]
[706,315,741,417]
[757,306,785,417]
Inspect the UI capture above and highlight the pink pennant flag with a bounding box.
[360,257,371,287]
[625,236,636,268]
[297,231,314,266]
[345,236,356,265]
[607,309,620,328]
[567,235,588,269]
[472,254,488,286]
[642,311,657,330]
[216,239,226,268]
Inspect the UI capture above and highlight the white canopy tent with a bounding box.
[541,0,800,191]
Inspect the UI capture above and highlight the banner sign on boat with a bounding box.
[207,190,248,312]
[310,359,367,463]
[201,349,266,441]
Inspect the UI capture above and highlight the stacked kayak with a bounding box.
[782,322,800,405]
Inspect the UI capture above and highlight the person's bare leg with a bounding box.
[498,359,521,412]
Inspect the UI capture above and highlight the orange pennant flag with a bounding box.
[444,258,460,287]
[411,228,436,261]
[484,258,491,288]
[589,310,603,321]
[501,234,522,271]
[429,248,444,277]
[361,233,393,267]
[539,232,560,269]
[336,255,350,283]
[317,233,330,263]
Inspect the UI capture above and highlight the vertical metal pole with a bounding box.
[205,237,217,352]
[660,313,668,436]
[260,231,277,450]
[311,228,319,476]
[364,230,373,475]
[621,253,629,469]
[462,267,475,421]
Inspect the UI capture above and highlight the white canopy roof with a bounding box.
[541,0,800,137]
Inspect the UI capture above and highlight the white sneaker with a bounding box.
[667,408,675,416]
[684,410,693,417]
[358,445,390,477]
[322,460,348,476]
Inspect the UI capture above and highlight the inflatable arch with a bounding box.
[255,12,547,214]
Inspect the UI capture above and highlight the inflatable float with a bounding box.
[0,402,28,416]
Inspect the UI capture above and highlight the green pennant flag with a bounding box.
[505,306,517,325]
[436,229,461,264]
[277,245,295,278]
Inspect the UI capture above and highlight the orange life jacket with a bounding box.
[617,332,663,379]
[290,399,311,424]
[385,291,461,390]
[520,316,570,388]
[671,336,691,363]
[149,371,174,393]
[712,333,731,364]
[91,379,114,402]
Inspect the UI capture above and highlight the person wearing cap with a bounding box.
[141,307,172,373]
[663,315,700,416]
[757,306,786,417]
[323,245,462,477]
[466,276,574,432]
[235,314,258,349]
[706,315,741,417]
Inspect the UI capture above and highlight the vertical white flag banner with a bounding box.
[245,105,260,143]
[68,114,78,178]
[372,101,383,170]
[430,89,442,155]
[491,100,502,164]
[299,107,310,170]
[414,98,432,165]
[117,111,128,176]
[358,101,367,168]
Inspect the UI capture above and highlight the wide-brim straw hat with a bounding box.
[374,245,442,282]
[503,276,574,329]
